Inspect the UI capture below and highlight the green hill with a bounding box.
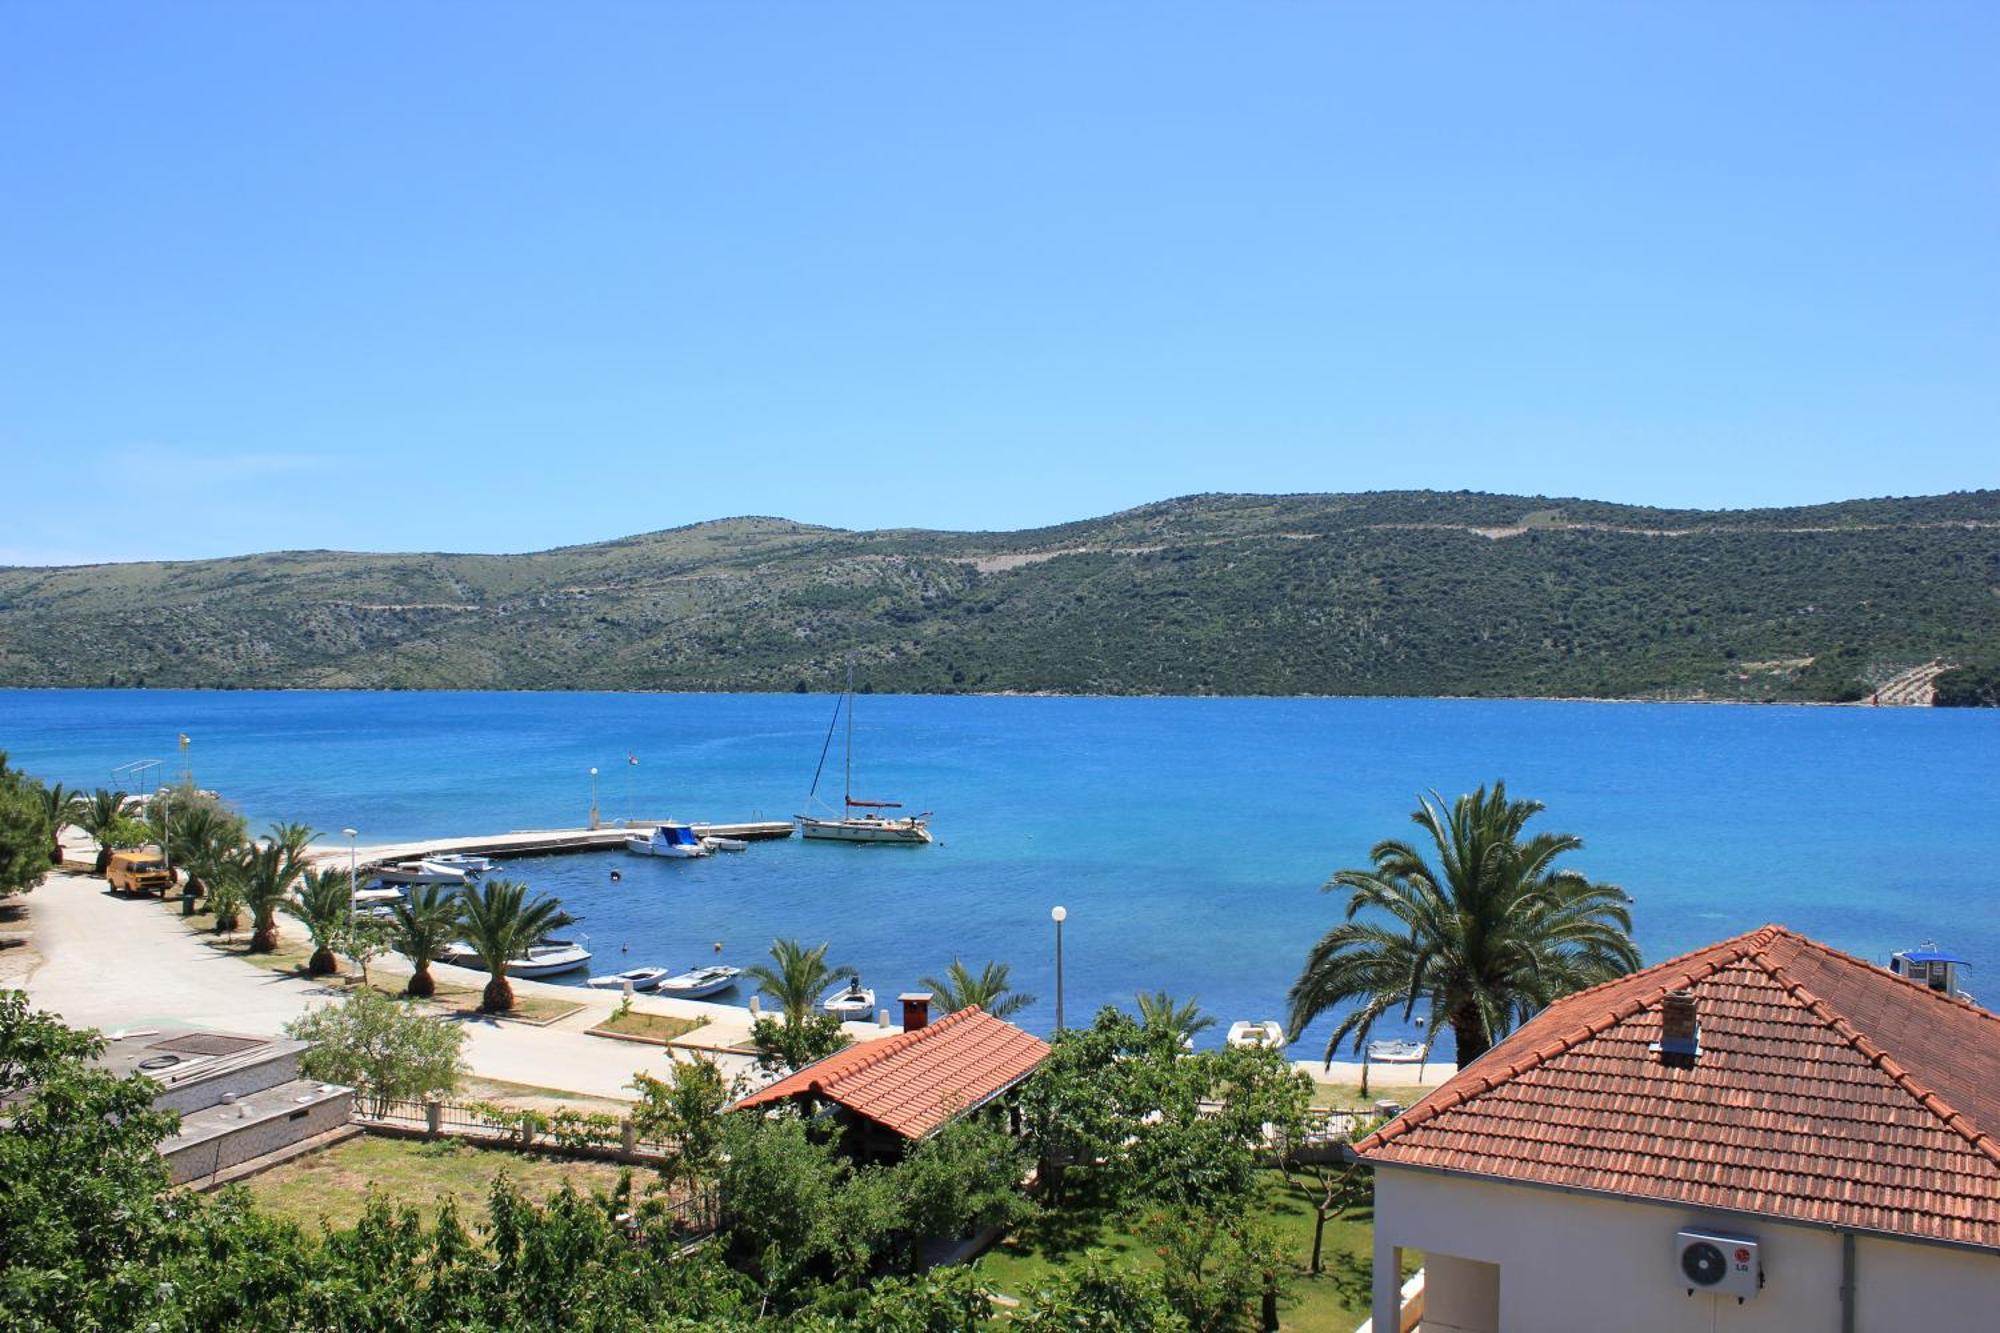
[2,490,1997,701]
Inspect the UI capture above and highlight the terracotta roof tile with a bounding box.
[730,1006,1050,1140]
[1355,926,2000,1248]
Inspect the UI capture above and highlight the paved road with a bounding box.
[16,851,881,1102]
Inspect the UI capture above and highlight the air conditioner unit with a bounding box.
[1676,1228,1760,1300]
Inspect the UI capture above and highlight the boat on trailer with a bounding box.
[796,667,933,845]
[587,966,671,992]
[822,979,876,1021]
[625,823,710,858]
[658,965,742,999]
[1227,1020,1287,1050]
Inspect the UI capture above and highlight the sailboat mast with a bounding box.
[844,663,855,810]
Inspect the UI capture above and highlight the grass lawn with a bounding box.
[974,1171,1411,1332]
[1309,1081,1437,1112]
[240,1134,636,1231]
[589,1008,709,1044]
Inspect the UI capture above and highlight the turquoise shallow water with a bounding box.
[4,689,1996,1056]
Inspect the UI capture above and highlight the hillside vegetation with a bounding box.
[2,490,1996,701]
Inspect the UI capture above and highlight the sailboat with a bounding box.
[796,668,933,845]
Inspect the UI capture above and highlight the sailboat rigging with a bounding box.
[797,668,933,845]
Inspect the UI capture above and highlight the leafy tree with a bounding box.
[0,990,182,1326]
[284,988,468,1116]
[919,957,1035,1020]
[33,779,79,865]
[1277,1150,1374,1277]
[457,877,572,1012]
[74,787,132,875]
[715,1112,851,1295]
[1139,1206,1288,1333]
[1015,1255,1187,1332]
[632,1055,734,1193]
[889,1115,1032,1267]
[749,1011,850,1075]
[342,912,393,989]
[0,757,54,899]
[285,867,353,976]
[1288,782,1639,1067]
[1134,989,1216,1045]
[388,882,464,998]
[746,937,856,1026]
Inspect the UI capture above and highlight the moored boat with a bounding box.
[625,824,710,858]
[587,966,671,992]
[822,979,876,1021]
[658,964,742,998]
[1226,1020,1287,1050]
[376,859,471,886]
[796,666,933,846]
[701,835,749,852]
[426,852,498,875]
[442,939,594,978]
[1890,943,1977,1003]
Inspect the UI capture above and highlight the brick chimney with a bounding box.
[898,992,932,1032]
[1657,989,1701,1068]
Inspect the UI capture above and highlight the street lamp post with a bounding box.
[588,768,600,830]
[342,828,358,898]
[1051,905,1068,1033]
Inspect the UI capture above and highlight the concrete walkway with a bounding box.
[21,841,898,1103]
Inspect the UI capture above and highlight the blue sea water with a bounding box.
[4,689,1996,1057]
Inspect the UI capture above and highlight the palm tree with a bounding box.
[1287,782,1640,1070]
[284,868,352,976]
[919,958,1035,1020]
[745,938,856,1027]
[235,840,306,953]
[76,789,131,876]
[1134,990,1216,1045]
[457,878,572,1013]
[35,782,80,866]
[390,883,464,998]
[170,804,246,906]
[266,820,320,880]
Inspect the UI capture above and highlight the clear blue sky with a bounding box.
[2,3,1994,564]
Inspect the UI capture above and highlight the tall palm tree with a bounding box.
[1287,782,1640,1070]
[235,840,306,954]
[266,820,320,880]
[390,883,464,998]
[1134,990,1216,1045]
[76,789,131,876]
[457,878,572,1013]
[745,938,856,1027]
[35,782,80,866]
[919,958,1035,1020]
[170,804,246,905]
[284,868,352,976]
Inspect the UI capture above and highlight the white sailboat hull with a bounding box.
[797,816,932,844]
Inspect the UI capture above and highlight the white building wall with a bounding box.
[1372,1166,1999,1333]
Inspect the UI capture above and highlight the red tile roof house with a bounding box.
[731,995,1050,1162]
[1353,926,2000,1333]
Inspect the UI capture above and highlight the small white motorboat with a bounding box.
[587,966,671,992]
[701,835,749,852]
[351,886,404,907]
[1226,1020,1287,1050]
[822,979,875,1021]
[658,964,742,998]
[376,859,471,886]
[426,852,497,875]
[625,824,710,858]
[1890,943,1976,1003]
[442,939,593,979]
[1366,1039,1430,1064]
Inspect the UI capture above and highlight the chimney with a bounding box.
[898,992,932,1032]
[1657,989,1700,1068]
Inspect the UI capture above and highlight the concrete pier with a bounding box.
[315,820,794,872]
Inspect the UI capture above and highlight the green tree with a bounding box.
[0,990,183,1326]
[33,779,80,866]
[74,787,132,875]
[1288,782,1640,1068]
[285,867,353,976]
[165,798,248,905]
[632,1055,733,1194]
[749,1011,850,1075]
[457,877,572,1013]
[0,758,54,899]
[918,957,1035,1020]
[1134,990,1216,1045]
[745,937,857,1026]
[388,882,464,998]
[284,988,468,1117]
[1016,1256,1187,1332]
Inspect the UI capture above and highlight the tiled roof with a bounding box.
[1355,925,2000,1249]
[731,1006,1051,1139]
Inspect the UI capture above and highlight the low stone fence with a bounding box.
[355,1097,675,1166]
